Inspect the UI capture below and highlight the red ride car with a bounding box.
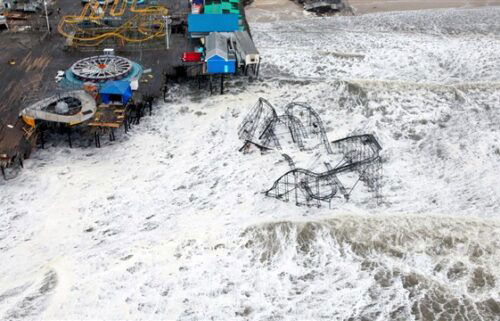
[182,52,202,62]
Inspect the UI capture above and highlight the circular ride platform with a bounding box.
[70,55,134,82]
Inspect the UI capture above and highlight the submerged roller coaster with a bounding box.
[238,98,332,153]
[58,0,169,48]
[265,135,382,207]
[238,98,383,207]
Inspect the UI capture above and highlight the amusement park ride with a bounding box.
[58,0,170,48]
[238,98,383,207]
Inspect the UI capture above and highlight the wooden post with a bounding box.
[95,131,101,148]
[163,74,168,102]
[220,74,224,95]
[40,130,45,149]
[209,75,213,95]
[1,166,5,180]
[67,127,72,148]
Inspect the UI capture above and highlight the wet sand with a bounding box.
[348,0,500,14]
[246,0,306,22]
[246,0,500,21]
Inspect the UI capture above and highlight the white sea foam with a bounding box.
[0,7,499,320]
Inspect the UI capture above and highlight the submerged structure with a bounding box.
[266,135,382,207]
[238,98,331,153]
[239,98,383,207]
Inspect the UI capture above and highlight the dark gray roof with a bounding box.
[233,31,259,56]
[206,32,229,61]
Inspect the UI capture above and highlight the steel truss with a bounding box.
[265,135,382,207]
[239,98,383,207]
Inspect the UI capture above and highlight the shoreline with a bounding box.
[348,0,500,15]
[246,0,500,22]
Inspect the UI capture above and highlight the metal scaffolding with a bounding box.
[265,135,382,207]
[238,98,383,207]
[238,98,333,153]
[57,0,170,48]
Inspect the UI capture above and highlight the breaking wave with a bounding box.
[0,5,499,320]
[236,216,500,320]
[0,270,58,320]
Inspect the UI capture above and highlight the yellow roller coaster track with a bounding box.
[58,0,169,47]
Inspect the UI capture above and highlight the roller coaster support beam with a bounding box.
[67,127,72,148]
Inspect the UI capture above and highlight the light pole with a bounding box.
[163,16,171,49]
[43,0,50,34]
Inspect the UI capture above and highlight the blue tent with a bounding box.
[99,80,133,104]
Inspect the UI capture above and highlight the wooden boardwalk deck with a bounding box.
[0,0,197,163]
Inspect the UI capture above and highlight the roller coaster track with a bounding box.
[265,135,382,205]
[284,102,333,154]
[239,98,383,206]
[58,0,168,47]
[238,99,333,153]
[238,97,278,144]
[258,114,308,151]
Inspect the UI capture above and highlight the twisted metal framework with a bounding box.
[284,102,333,154]
[238,97,383,207]
[238,98,331,152]
[331,134,382,199]
[238,97,278,151]
[260,115,308,150]
[265,134,382,207]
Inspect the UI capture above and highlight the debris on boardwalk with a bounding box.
[0,0,260,180]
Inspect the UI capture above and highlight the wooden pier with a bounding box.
[0,0,257,179]
[0,0,197,175]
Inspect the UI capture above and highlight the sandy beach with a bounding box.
[246,0,500,21]
[349,0,500,14]
[246,0,306,22]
